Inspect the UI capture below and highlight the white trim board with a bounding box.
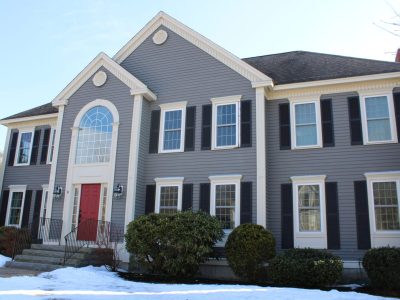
[113,11,273,87]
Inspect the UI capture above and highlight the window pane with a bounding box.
[298,185,321,232]
[373,182,400,230]
[215,184,236,229]
[163,110,182,151]
[17,132,32,164]
[76,106,113,164]
[216,104,237,147]
[295,103,317,146]
[365,96,392,141]
[160,186,178,214]
[9,192,23,225]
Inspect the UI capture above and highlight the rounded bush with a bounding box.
[0,226,18,257]
[269,248,343,287]
[125,211,224,278]
[225,224,275,281]
[362,247,400,290]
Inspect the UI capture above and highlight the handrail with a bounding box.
[11,217,63,260]
[63,219,124,265]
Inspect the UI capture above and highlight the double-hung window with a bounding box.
[159,102,187,153]
[5,185,27,227]
[365,172,400,247]
[291,175,327,248]
[209,175,242,230]
[15,130,34,166]
[154,177,184,214]
[290,100,322,149]
[360,94,397,144]
[211,95,241,150]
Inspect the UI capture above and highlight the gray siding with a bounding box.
[266,91,400,260]
[122,26,257,222]
[52,67,133,227]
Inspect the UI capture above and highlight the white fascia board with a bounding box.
[113,11,273,87]
[52,52,156,106]
[0,113,58,125]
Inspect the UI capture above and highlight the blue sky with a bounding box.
[0,0,399,149]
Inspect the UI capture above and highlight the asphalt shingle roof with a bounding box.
[2,102,58,121]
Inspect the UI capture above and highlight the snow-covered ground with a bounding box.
[0,257,395,300]
[0,255,10,268]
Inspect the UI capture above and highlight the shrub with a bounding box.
[125,211,224,278]
[362,247,400,290]
[269,248,343,287]
[0,226,18,257]
[225,224,275,281]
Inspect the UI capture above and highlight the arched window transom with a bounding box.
[76,106,113,164]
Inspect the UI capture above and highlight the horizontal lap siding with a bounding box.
[121,26,257,222]
[266,92,400,260]
[52,67,133,227]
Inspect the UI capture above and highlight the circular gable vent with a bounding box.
[152,29,168,45]
[93,71,107,87]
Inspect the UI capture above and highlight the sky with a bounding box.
[0,0,399,149]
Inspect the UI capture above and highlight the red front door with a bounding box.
[77,184,101,241]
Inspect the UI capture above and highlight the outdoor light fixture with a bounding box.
[53,185,63,199]
[113,184,124,198]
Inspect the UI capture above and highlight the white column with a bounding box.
[0,128,11,193]
[124,94,144,230]
[256,87,267,227]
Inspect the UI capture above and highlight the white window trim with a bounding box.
[47,127,57,164]
[364,171,400,247]
[158,101,187,153]
[40,184,49,220]
[209,174,242,231]
[291,175,327,249]
[154,177,184,213]
[211,95,241,150]
[359,91,398,145]
[289,98,323,150]
[5,185,27,227]
[14,128,35,166]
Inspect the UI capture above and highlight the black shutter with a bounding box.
[240,100,252,147]
[348,96,363,145]
[240,182,252,224]
[326,182,340,249]
[199,183,210,213]
[8,131,19,166]
[30,129,42,165]
[145,185,156,214]
[321,99,335,147]
[182,184,193,211]
[149,110,160,154]
[184,107,196,151]
[40,128,51,164]
[279,103,291,150]
[31,190,43,240]
[281,183,294,249]
[0,190,10,226]
[21,190,32,227]
[354,181,371,249]
[201,104,212,150]
[394,92,400,141]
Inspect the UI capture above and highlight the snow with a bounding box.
[0,266,395,300]
[0,255,11,268]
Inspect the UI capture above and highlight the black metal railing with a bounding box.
[63,219,124,264]
[12,217,63,259]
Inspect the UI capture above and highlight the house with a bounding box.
[0,12,399,272]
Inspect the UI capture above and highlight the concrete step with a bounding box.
[14,254,64,265]
[22,249,86,260]
[5,261,62,272]
[31,244,65,252]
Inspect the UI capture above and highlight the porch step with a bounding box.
[22,249,86,260]
[5,261,62,272]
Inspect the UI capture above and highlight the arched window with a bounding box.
[75,106,113,164]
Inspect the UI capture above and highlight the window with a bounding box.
[365,172,400,247]
[155,177,184,213]
[211,95,241,150]
[209,175,242,230]
[75,106,113,164]
[40,186,49,220]
[361,94,397,144]
[47,128,56,164]
[15,130,34,165]
[71,186,80,230]
[291,175,327,248]
[5,185,27,227]
[159,102,187,153]
[99,186,108,222]
[290,100,322,149]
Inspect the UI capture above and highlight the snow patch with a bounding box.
[0,255,11,268]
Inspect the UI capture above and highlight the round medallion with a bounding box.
[152,29,168,45]
[93,71,107,87]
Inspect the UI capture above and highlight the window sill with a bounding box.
[291,144,322,150]
[13,163,30,167]
[364,139,398,145]
[212,145,240,151]
[159,149,184,154]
